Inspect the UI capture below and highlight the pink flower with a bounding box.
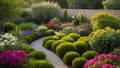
[102,64,115,68]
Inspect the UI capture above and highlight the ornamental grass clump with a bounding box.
[0,50,28,68]
[84,54,119,68]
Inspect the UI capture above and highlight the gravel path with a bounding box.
[30,37,69,68]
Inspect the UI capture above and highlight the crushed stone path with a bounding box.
[30,37,69,68]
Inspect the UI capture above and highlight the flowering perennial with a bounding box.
[84,54,119,68]
[0,50,28,68]
[0,33,18,46]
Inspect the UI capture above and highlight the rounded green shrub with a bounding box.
[22,45,34,54]
[22,59,54,68]
[63,51,80,65]
[72,57,87,68]
[55,33,66,39]
[43,36,54,46]
[52,40,66,51]
[82,51,99,60]
[78,29,91,36]
[56,42,77,57]
[73,41,89,54]
[89,27,120,53]
[61,36,75,43]
[29,1,61,23]
[44,30,55,36]
[29,51,46,60]
[77,37,89,43]
[68,33,80,41]
[24,36,32,44]
[91,12,120,30]
[32,32,40,39]
[4,22,16,32]
[28,34,36,41]
[44,40,55,50]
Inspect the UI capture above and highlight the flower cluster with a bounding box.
[84,54,119,68]
[0,33,18,46]
[0,50,28,68]
[37,25,48,31]
[45,22,60,29]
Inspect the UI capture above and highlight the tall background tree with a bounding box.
[103,0,120,10]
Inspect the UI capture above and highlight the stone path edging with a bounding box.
[30,37,69,68]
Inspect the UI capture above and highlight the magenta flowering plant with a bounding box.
[84,54,119,68]
[0,50,28,68]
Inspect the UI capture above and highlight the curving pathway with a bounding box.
[30,37,69,68]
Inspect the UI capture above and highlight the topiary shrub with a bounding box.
[43,36,54,46]
[89,27,120,53]
[52,40,66,51]
[73,41,89,54]
[67,33,81,41]
[56,42,77,57]
[82,51,99,60]
[61,36,75,43]
[4,22,16,32]
[63,9,68,21]
[44,30,55,36]
[27,34,36,41]
[72,57,87,68]
[22,59,54,68]
[63,51,80,65]
[29,51,46,60]
[91,12,120,30]
[21,45,34,54]
[28,1,61,23]
[54,33,66,39]
[24,36,32,44]
[44,40,55,50]
[78,28,91,36]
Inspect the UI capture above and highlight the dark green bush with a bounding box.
[43,36,54,46]
[52,40,66,51]
[82,51,99,60]
[61,36,75,43]
[78,29,91,36]
[32,32,40,39]
[56,42,77,57]
[89,27,120,53]
[91,12,120,30]
[63,51,80,65]
[21,45,34,54]
[63,9,68,21]
[55,33,66,39]
[18,22,37,31]
[22,59,54,68]
[73,41,89,54]
[72,57,87,68]
[44,30,55,36]
[44,40,55,50]
[28,34,36,41]
[4,22,16,32]
[29,51,46,60]
[79,14,86,24]
[24,36,32,44]
[68,33,80,41]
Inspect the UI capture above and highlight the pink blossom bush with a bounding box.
[84,54,119,68]
[0,50,28,68]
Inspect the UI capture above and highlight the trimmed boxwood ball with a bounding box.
[63,51,80,65]
[45,40,55,50]
[77,37,89,43]
[72,57,87,68]
[22,45,34,53]
[61,36,75,43]
[29,51,46,60]
[43,36,54,46]
[24,36,32,44]
[22,59,54,68]
[67,33,80,41]
[52,40,66,51]
[73,41,89,54]
[56,42,77,57]
[55,33,66,39]
[82,51,99,60]
[44,29,55,36]
[78,28,91,36]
